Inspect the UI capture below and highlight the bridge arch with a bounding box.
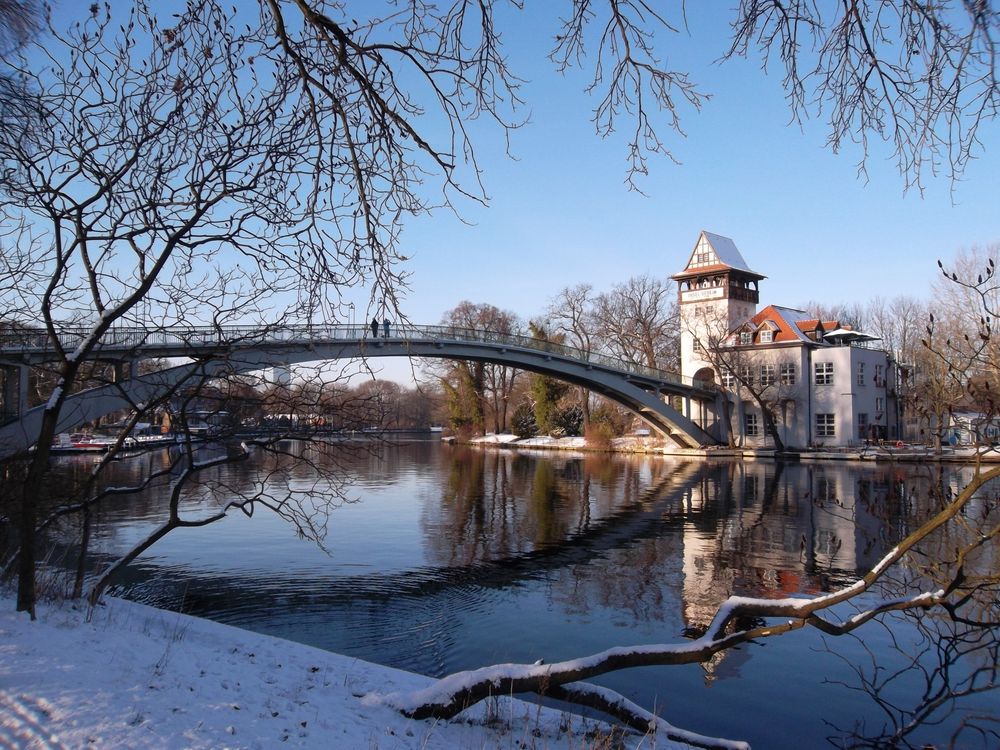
[0,324,724,458]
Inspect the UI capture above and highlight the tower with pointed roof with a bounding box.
[672,231,765,380]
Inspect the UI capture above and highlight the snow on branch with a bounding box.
[373,464,1000,742]
[546,682,750,750]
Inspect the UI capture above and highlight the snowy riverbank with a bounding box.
[0,593,691,749]
[461,433,1000,463]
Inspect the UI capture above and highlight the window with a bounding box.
[875,364,885,387]
[876,396,885,414]
[739,365,754,386]
[816,413,835,438]
[739,331,753,346]
[693,236,713,267]
[816,476,837,504]
[856,362,865,386]
[815,362,834,385]
[759,364,775,386]
[857,412,869,440]
[759,329,773,343]
[721,370,736,388]
[745,412,760,437]
[780,362,796,386]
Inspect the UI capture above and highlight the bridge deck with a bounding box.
[0,324,723,456]
[0,323,712,394]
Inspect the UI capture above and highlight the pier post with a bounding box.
[1,364,29,423]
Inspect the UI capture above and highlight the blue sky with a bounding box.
[37,2,999,384]
[386,4,999,329]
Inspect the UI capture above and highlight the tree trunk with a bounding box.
[72,505,93,599]
[760,405,785,452]
[721,396,737,448]
[17,400,65,615]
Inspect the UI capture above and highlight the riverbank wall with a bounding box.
[448,433,1000,464]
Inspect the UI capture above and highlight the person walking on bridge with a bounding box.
[383,319,390,338]
[370,317,379,338]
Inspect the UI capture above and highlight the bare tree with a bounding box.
[824,612,999,748]
[865,295,927,366]
[593,274,680,371]
[800,301,867,331]
[0,0,41,53]
[919,247,1000,449]
[931,246,1000,388]
[725,1,1000,191]
[0,0,43,147]
[81,362,375,605]
[0,0,419,614]
[548,283,596,428]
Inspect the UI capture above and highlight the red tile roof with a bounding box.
[748,305,815,343]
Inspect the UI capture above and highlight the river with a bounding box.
[51,439,998,749]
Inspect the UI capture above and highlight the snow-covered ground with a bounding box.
[468,434,589,449]
[0,593,690,749]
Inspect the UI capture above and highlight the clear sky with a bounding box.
[383,5,999,327]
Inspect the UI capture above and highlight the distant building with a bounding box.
[949,411,1000,446]
[674,231,898,448]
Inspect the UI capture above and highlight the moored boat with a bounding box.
[51,432,119,453]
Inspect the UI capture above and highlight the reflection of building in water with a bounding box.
[681,463,892,640]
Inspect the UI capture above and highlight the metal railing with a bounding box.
[0,323,712,391]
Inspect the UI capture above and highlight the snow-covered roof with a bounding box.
[752,305,814,344]
[701,232,754,272]
[823,328,880,343]
[673,231,765,281]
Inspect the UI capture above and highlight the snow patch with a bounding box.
[45,385,63,410]
[469,433,519,444]
[0,593,690,749]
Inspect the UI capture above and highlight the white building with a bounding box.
[673,231,897,449]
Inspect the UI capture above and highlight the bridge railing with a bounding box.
[0,322,714,391]
[398,324,706,389]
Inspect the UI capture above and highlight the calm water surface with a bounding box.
[58,441,997,749]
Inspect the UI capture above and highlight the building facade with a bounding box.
[674,231,898,448]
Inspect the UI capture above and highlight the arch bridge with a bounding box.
[0,323,725,458]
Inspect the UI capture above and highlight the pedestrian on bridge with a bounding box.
[383,319,390,338]
[370,317,379,338]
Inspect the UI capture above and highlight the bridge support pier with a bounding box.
[112,360,139,384]
[1,364,29,424]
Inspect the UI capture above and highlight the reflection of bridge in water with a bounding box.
[0,323,726,458]
[92,455,894,691]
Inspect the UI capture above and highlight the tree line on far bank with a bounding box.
[422,243,1000,448]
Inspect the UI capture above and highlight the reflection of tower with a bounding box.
[681,465,738,628]
[271,363,292,386]
[672,231,765,380]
